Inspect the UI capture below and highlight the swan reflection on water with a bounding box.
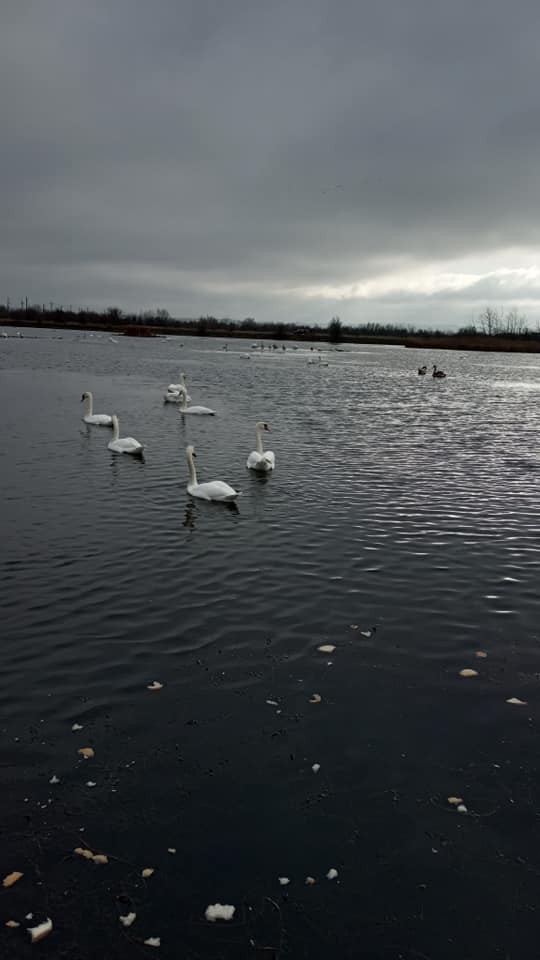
[183,499,239,529]
[109,450,146,483]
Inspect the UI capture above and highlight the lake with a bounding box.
[1,329,540,959]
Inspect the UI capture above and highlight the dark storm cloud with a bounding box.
[3,0,540,324]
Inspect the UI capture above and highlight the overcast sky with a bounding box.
[3,0,540,328]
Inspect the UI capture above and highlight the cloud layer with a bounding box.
[3,0,540,327]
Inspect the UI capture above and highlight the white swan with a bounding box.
[107,415,144,455]
[178,392,215,415]
[167,372,191,401]
[81,391,113,426]
[246,422,275,472]
[185,445,240,501]
[163,389,183,403]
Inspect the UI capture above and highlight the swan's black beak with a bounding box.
[80,395,85,402]
[264,424,271,432]
[192,451,197,458]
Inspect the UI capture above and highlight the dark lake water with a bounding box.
[2,329,540,959]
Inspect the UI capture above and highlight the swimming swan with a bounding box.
[418,365,427,375]
[185,445,240,501]
[163,389,183,403]
[246,421,275,472]
[81,391,113,426]
[432,365,447,378]
[107,415,144,456]
[167,372,191,401]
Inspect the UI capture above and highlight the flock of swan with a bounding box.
[81,374,275,503]
[82,355,445,501]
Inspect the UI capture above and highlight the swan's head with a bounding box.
[186,444,196,459]
[81,391,89,401]
[256,421,271,432]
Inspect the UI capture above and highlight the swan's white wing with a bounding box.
[183,405,215,415]
[109,438,143,455]
[247,450,274,471]
[168,385,191,401]
[190,481,239,501]
[246,451,262,469]
[84,414,113,426]
[164,392,182,402]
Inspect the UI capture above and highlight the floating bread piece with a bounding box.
[78,747,95,758]
[459,669,478,678]
[28,918,53,943]
[119,912,136,927]
[205,903,235,922]
[142,867,155,878]
[309,693,322,704]
[318,645,336,654]
[3,871,23,888]
[74,847,94,860]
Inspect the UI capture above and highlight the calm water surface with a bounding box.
[1,331,540,959]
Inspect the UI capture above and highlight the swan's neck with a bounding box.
[255,425,264,454]
[179,397,188,411]
[112,417,119,440]
[86,393,93,416]
[187,451,197,485]
[180,374,186,388]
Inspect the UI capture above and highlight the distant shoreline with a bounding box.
[2,317,540,353]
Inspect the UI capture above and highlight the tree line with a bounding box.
[1,300,538,342]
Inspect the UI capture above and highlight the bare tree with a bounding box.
[504,307,527,336]
[478,307,502,335]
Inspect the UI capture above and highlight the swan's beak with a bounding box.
[264,424,271,432]
[192,451,197,458]
[80,395,85,401]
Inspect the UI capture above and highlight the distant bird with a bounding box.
[418,365,427,375]
[432,365,446,379]
[246,422,275,473]
[185,445,240,502]
[81,391,113,426]
[107,415,143,456]
[167,372,191,401]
